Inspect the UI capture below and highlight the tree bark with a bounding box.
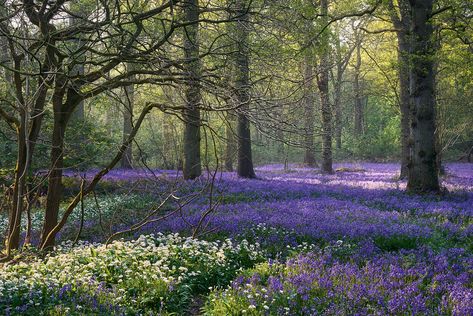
[317,0,333,174]
[235,0,255,178]
[182,0,202,180]
[302,56,318,167]
[407,0,440,193]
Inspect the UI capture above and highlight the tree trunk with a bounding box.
[333,68,343,149]
[353,40,364,136]
[182,0,202,180]
[69,14,85,121]
[235,0,255,178]
[407,0,440,193]
[224,112,236,171]
[161,114,174,169]
[40,82,71,249]
[7,124,27,251]
[121,70,134,169]
[331,29,354,150]
[433,30,443,175]
[388,0,412,179]
[237,111,255,178]
[302,56,318,167]
[41,112,68,249]
[2,15,49,251]
[2,39,23,251]
[276,109,285,158]
[398,36,411,179]
[317,0,333,174]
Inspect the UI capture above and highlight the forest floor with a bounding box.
[1,163,472,315]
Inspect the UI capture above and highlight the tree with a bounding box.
[316,0,333,174]
[407,0,440,193]
[69,12,85,121]
[224,112,237,171]
[182,0,202,180]
[331,24,355,149]
[121,65,135,169]
[353,29,365,136]
[235,0,256,178]
[302,56,318,167]
[388,0,412,179]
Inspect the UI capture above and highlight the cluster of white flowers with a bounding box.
[0,233,262,313]
[0,194,140,237]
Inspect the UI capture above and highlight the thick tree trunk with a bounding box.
[407,0,440,193]
[303,56,318,167]
[237,112,255,178]
[121,72,134,169]
[317,0,333,174]
[182,0,202,180]
[235,0,255,178]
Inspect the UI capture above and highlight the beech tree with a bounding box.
[316,0,333,174]
[235,0,256,178]
[406,0,440,193]
[302,55,318,167]
[182,0,202,180]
